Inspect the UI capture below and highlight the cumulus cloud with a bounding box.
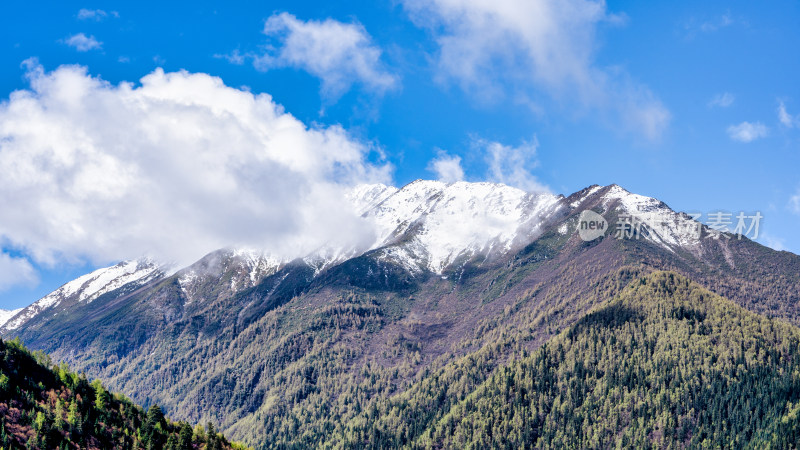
[77,8,118,21]
[402,0,669,140]
[253,13,398,100]
[62,33,102,52]
[0,61,391,269]
[427,151,465,183]
[0,253,38,292]
[708,92,735,108]
[727,121,768,142]
[477,138,548,193]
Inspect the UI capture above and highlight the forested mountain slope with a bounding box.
[0,337,247,449]
[327,271,800,448]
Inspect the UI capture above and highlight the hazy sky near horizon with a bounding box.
[1,0,799,308]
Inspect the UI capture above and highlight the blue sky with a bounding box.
[1,0,799,309]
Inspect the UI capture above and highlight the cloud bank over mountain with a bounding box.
[0,61,390,275]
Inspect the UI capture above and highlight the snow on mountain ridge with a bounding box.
[346,183,399,215]
[0,308,23,328]
[4,181,710,330]
[216,180,567,276]
[2,259,163,331]
[73,259,161,302]
[231,248,284,285]
[601,184,703,250]
[176,248,284,305]
[362,180,564,273]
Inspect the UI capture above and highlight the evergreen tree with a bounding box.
[179,422,194,450]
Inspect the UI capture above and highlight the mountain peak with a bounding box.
[361,180,563,273]
[1,258,164,332]
[598,184,703,250]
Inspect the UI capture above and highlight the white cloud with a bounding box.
[727,121,768,142]
[708,92,735,108]
[402,0,669,140]
[427,151,465,182]
[62,33,102,52]
[791,190,800,214]
[0,253,37,292]
[254,13,398,99]
[477,138,548,192]
[778,101,797,128]
[77,8,118,21]
[215,49,246,65]
[0,61,391,269]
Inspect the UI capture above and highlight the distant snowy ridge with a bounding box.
[3,181,710,333]
[176,248,283,305]
[565,183,705,253]
[2,259,163,331]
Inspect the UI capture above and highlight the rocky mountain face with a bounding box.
[3,181,800,448]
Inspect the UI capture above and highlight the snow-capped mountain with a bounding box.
[2,181,714,334]
[0,308,22,328]
[349,180,706,273]
[303,180,566,274]
[359,180,564,273]
[2,259,164,332]
[600,185,704,250]
[176,248,283,305]
[557,183,707,252]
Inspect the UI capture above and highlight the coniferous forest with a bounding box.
[0,337,249,449]
[329,272,800,448]
[9,270,800,448]
[6,254,800,449]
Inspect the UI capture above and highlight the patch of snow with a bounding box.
[75,260,160,302]
[346,183,399,215]
[0,308,23,328]
[602,185,703,251]
[232,248,283,285]
[570,185,603,207]
[360,180,563,273]
[177,249,284,305]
